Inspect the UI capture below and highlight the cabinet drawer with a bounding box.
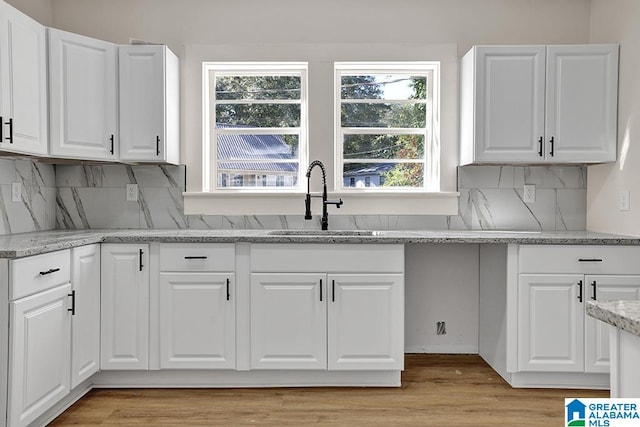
[10,250,71,300]
[159,244,235,272]
[519,245,640,275]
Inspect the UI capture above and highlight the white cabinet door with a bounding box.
[0,1,48,156]
[584,275,640,374]
[250,273,326,369]
[461,44,618,165]
[159,272,235,369]
[328,274,404,370]
[101,244,149,370]
[8,283,71,427]
[48,28,117,160]
[518,274,584,372]
[70,244,101,388]
[464,45,546,163]
[545,45,618,163]
[119,45,179,164]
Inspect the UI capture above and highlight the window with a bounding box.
[203,63,308,191]
[335,62,438,191]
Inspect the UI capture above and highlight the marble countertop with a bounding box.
[1,229,639,258]
[586,300,640,338]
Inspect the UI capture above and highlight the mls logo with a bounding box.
[566,399,587,426]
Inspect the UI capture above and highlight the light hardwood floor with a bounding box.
[50,354,608,426]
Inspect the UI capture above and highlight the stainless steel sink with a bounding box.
[267,230,381,236]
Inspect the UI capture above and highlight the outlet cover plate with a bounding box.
[523,184,536,203]
[620,190,630,211]
[126,184,138,202]
[11,182,21,202]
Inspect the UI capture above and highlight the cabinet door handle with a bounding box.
[578,258,603,262]
[549,136,554,157]
[39,267,60,275]
[139,249,144,271]
[332,280,335,302]
[226,278,230,301]
[68,290,76,315]
[0,116,3,142]
[537,136,543,157]
[577,280,583,303]
[5,118,13,143]
[110,134,114,155]
[320,279,323,302]
[591,280,597,300]
[156,136,161,156]
[184,256,207,260]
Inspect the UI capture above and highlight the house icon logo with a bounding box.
[566,399,587,426]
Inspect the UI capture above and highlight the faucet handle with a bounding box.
[325,198,343,208]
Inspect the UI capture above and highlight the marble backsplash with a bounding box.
[54,163,587,232]
[0,158,56,235]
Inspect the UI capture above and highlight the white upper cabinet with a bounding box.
[0,1,48,156]
[460,44,618,165]
[119,45,179,164]
[545,45,618,163]
[48,28,118,161]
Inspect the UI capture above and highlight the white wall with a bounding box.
[587,1,640,235]
[405,244,479,353]
[49,0,591,214]
[5,0,51,25]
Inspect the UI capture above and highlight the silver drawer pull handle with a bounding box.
[578,258,603,262]
[39,268,60,275]
[184,256,208,260]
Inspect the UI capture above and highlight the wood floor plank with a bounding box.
[49,355,608,426]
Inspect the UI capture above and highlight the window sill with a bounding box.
[183,191,460,216]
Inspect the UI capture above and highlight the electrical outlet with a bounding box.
[523,184,536,203]
[126,184,138,202]
[436,321,447,336]
[11,182,21,202]
[620,190,630,211]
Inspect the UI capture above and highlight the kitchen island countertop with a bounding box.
[587,300,640,338]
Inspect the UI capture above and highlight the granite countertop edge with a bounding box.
[1,229,640,258]
[586,300,640,338]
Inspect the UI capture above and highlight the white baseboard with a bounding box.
[405,345,479,354]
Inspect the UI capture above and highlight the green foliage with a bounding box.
[215,76,301,128]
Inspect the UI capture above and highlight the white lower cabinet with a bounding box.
[7,249,73,427]
[71,244,101,388]
[101,244,149,370]
[518,274,585,372]
[9,283,72,427]
[516,246,640,375]
[328,274,404,370]
[159,272,235,369]
[250,244,405,372]
[250,273,327,369]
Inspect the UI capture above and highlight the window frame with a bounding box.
[202,62,309,193]
[334,62,440,192]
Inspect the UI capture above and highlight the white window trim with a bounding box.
[184,43,459,216]
[202,62,309,193]
[334,62,441,193]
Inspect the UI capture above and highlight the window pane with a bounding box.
[341,75,427,100]
[216,75,301,100]
[217,164,299,188]
[217,134,298,160]
[343,163,423,188]
[344,134,424,160]
[341,103,425,128]
[216,104,300,127]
